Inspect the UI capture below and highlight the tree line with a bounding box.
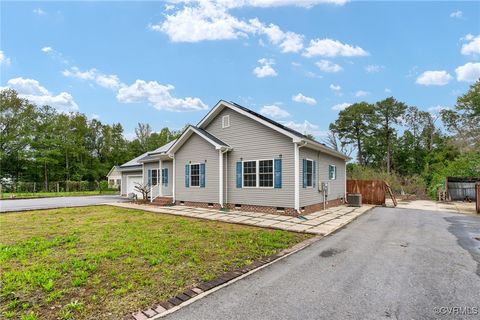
[0,89,181,189]
[327,80,479,197]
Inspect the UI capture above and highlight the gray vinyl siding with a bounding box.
[143,162,159,185]
[299,147,346,207]
[120,170,142,196]
[204,108,295,208]
[175,133,219,203]
[161,160,173,196]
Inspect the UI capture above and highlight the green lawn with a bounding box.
[0,206,310,320]
[1,190,119,199]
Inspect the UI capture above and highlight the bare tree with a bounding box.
[133,182,150,200]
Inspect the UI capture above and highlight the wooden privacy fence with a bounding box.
[347,180,386,205]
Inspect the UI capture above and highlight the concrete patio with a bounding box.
[107,202,374,236]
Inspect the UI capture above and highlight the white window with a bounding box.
[243,161,256,187]
[222,115,230,128]
[259,160,273,187]
[190,164,200,187]
[329,164,336,180]
[243,159,274,188]
[306,160,313,187]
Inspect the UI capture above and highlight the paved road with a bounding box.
[166,208,480,320]
[0,195,126,212]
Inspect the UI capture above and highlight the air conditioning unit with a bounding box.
[347,193,362,207]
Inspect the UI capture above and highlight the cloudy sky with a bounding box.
[1,1,479,139]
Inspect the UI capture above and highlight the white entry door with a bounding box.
[126,175,143,198]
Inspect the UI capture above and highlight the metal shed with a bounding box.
[446,177,479,201]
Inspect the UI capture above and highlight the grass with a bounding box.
[0,206,311,319]
[1,190,119,199]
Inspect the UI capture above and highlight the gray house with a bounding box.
[118,100,348,215]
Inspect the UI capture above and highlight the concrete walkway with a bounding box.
[107,202,373,235]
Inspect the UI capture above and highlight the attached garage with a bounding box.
[126,174,143,198]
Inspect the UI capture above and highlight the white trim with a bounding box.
[172,156,176,201]
[222,115,230,128]
[168,126,231,154]
[219,150,224,207]
[189,163,201,187]
[159,160,163,196]
[305,159,314,188]
[198,101,299,141]
[328,164,337,180]
[241,159,275,189]
[294,143,299,211]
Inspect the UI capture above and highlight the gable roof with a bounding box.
[168,125,231,154]
[106,165,120,177]
[119,151,149,169]
[197,100,349,160]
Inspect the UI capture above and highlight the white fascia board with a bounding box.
[197,100,299,141]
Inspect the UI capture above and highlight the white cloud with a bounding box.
[315,59,342,72]
[229,0,348,7]
[385,88,392,93]
[117,80,208,112]
[41,46,53,53]
[260,105,290,118]
[253,58,278,78]
[2,77,78,112]
[0,50,11,65]
[154,4,305,53]
[151,2,254,42]
[332,102,351,111]
[91,113,100,120]
[281,120,327,138]
[415,70,452,86]
[461,34,480,56]
[63,67,123,89]
[450,10,463,18]
[365,64,383,73]
[292,93,317,105]
[95,74,123,90]
[303,38,368,57]
[33,8,46,16]
[329,84,341,91]
[455,62,480,82]
[355,90,370,97]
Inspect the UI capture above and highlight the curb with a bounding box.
[126,235,323,320]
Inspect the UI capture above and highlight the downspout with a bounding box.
[219,147,230,209]
[294,141,308,213]
[168,154,175,204]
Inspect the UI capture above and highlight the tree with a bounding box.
[0,89,37,180]
[441,80,480,152]
[373,97,407,173]
[329,102,375,165]
[135,123,152,153]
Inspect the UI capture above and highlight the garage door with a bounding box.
[126,175,143,198]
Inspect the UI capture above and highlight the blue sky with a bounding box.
[1,0,479,139]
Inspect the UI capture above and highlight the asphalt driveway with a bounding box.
[0,195,126,212]
[165,207,480,320]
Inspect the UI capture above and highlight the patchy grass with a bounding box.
[0,206,310,319]
[1,191,118,199]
